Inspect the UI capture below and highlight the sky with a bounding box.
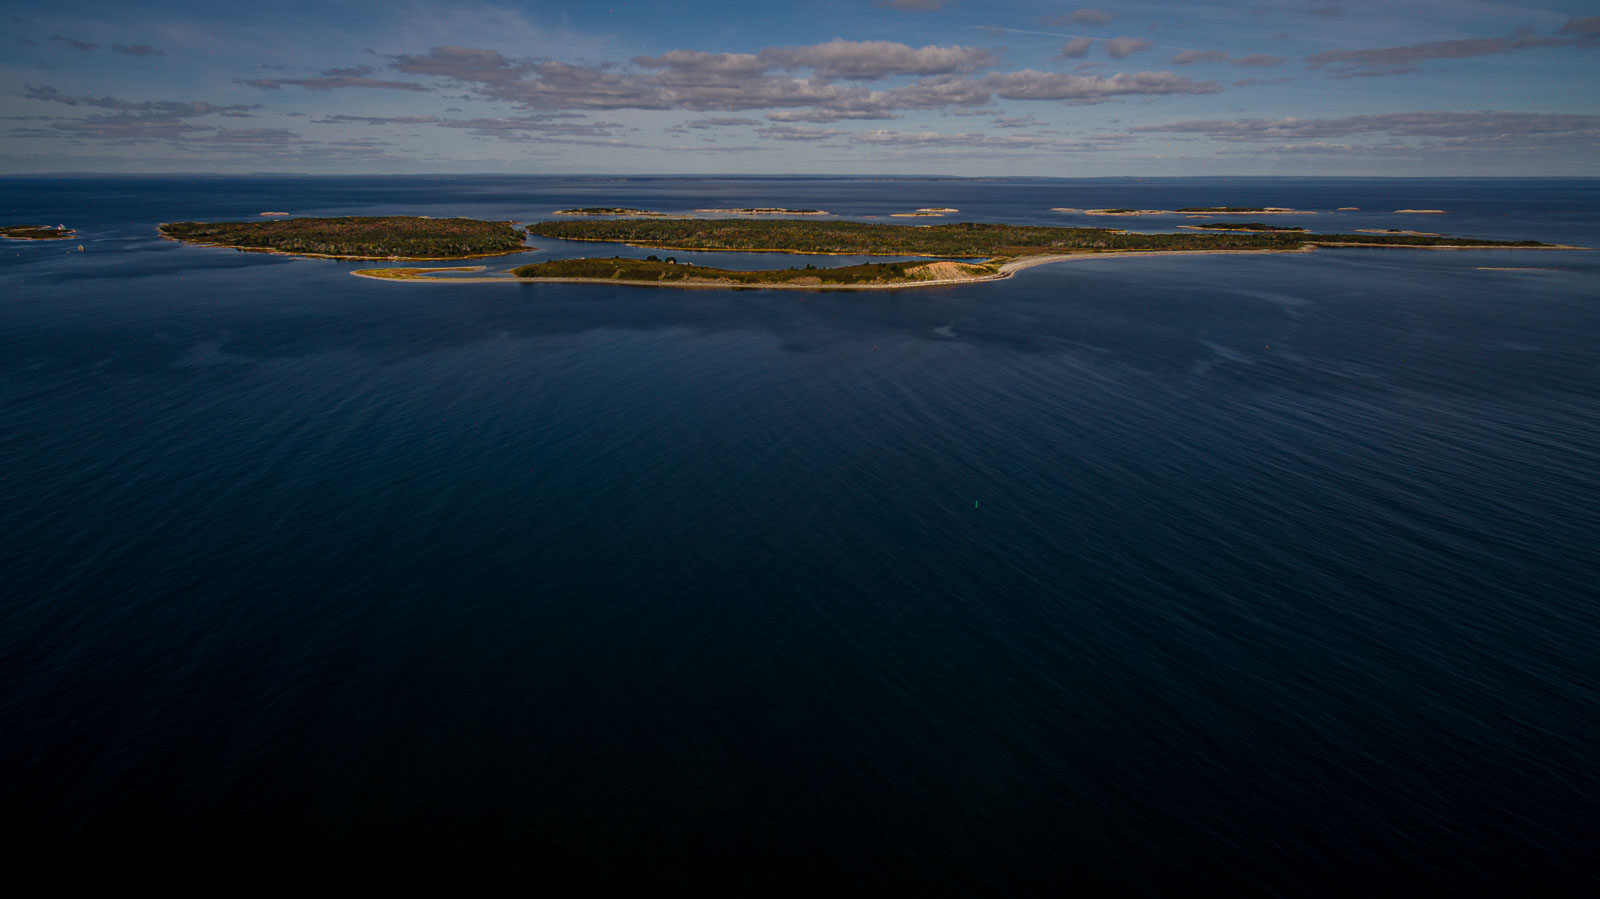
[3,0,1598,175]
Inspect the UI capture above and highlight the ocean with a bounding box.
[3,176,1598,892]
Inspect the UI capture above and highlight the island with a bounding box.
[346,217,1573,289]
[1176,206,1300,214]
[158,216,529,260]
[3,224,77,240]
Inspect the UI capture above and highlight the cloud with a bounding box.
[1130,110,1600,150]
[237,65,431,91]
[1103,37,1152,60]
[632,50,768,84]
[759,39,993,79]
[1560,17,1600,40]
[1062,37,1095,59]
[312,114,442,125]
[886,73,994,107]
[1307,29,1586,78]
[766,109,900,122]
[682,116,760,128]
[991,114,1042,128]
[1172,49,1284,66]
[1050,9,1113,27]
[111,44,165,56]
[1172,49,1230,65]
[983,69,1219,102]
[318,40,1220,123]
[435,115,628,141]
[50,35,97,52]
[852,129,1120,152]
[755,124,847,141]
[389,46,534,85]
[23,84,257,116]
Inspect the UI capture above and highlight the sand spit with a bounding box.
[1395,209,1447,214]
[259,211,290,216]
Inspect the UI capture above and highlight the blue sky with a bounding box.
[4,0,1598,174]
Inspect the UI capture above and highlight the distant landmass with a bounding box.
[158,216,527,260]
[3,224,77,240]
[149,214,1573,290]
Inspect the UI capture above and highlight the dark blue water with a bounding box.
[4,177,1599,893]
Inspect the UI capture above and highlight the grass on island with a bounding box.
[159,216,527,259]
[510,256,997,286]
[1176,206,1285,213]
[2,225,77,240]
[526,218,1554,258]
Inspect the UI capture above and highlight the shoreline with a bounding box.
[351,242,1588,289]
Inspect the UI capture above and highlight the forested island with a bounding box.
[3,224,77,240]
[159,216,527,259]
[353,217,1570,289]
[152,214,1569,289]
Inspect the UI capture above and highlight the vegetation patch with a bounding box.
[510,256,997,286]
[554,207,676,216]
[159,216,528,259]
[525,218,1553,257]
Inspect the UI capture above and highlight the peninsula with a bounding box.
[3,224,77,240]
[159,216,527,260]
[350,217,1572,289]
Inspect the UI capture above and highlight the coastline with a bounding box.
[351,242,1587,290]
